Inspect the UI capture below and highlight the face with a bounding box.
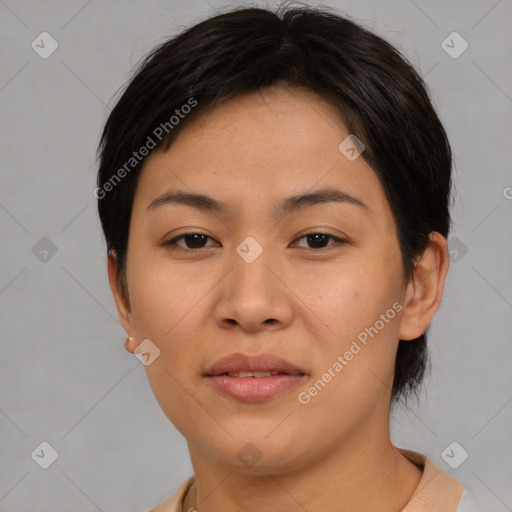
[111,86,428,474]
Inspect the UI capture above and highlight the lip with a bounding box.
[204,352,306,403]
[204,352,305,376]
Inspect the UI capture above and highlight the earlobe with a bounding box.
[398,232,450,341]
[107,251,136,338]
[124,336,139,354]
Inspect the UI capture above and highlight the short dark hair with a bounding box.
[96,2,452,402]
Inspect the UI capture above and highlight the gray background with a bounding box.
[1,0,511,510]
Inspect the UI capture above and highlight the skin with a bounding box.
[108,85,450,511]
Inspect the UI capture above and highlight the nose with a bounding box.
[213,242,294,333]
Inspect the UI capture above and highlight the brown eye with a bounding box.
[165,233,217,250]
[294,233,344,249]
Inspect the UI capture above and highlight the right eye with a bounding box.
[163,232,219,250]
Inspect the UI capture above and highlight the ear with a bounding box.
[107,250,139,354]
[399,232,450,341]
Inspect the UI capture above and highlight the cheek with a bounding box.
[126,261,209,436]
[127,252,207,338]
[299,247,403,393]
[303,254,402,341]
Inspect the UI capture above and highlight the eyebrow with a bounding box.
[146,186,369,216]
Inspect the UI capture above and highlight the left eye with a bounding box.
[294,233,344,249]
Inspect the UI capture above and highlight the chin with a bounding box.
[199,430,312,475]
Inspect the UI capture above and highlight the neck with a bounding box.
[182,427,422,512]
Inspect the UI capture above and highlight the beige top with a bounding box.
[148,448,465,512]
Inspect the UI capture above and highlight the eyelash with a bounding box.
[163,231,346,251]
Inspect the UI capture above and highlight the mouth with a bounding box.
[204,352,305,376]
[204,352,306,402]
[220,370,291,377]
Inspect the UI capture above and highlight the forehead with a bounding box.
[132,86,390,220]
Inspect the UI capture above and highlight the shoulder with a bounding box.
[146,476,195,512]
[397,447,465,511]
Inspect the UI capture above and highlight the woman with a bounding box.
[96,3,477,510]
